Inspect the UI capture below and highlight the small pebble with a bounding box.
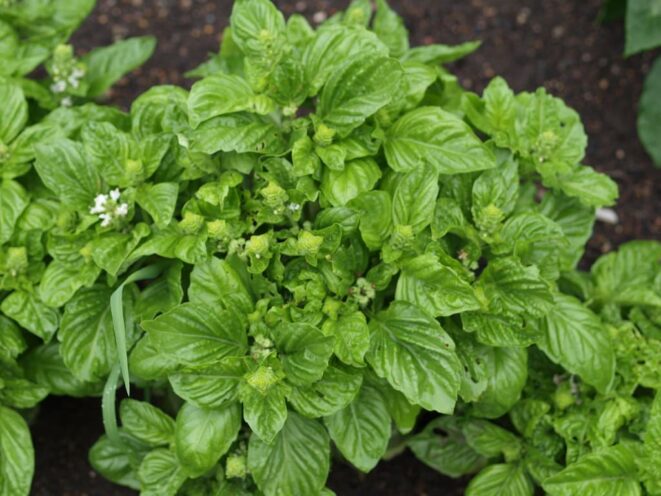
[516,8,530,25]
[312,11,327,23]
[596,208,619,225]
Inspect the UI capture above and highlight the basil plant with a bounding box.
[0,0,659,495]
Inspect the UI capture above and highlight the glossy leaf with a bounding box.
[535,294,615,394]
[384,107,495,174]
[324,383,391,472]
[0,406,34,496]
[175,402,241,476]
[248,412,330,496]
[366,301,462,413]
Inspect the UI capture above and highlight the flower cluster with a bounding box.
[89,189,129,227]
[48,44,86,106]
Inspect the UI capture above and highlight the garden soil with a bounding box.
[31,0,660,494]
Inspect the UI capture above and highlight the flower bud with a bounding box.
[178,212,205,234]
[246,233,270,259]
[246,366,279,395]
[314,123,336,146]
[297,230,324,256]
[6,247,28,276]
[225,453,247,479]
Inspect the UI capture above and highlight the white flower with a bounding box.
[71,67,85,79]
[90,189,128,227]
[90,194,108,214]
[60,96,73,107]
[99,213,112,227]
[68,75,80,89]
[115,203,129,216]
[50,80,66,93]
[288,202,301,212]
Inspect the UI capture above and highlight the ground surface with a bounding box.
[32,0,660,494]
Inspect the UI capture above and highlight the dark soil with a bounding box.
[32,0,660,495]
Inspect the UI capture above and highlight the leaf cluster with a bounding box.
[0,1,658,496]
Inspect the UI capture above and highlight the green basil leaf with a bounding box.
[170,358,246,409]
[90,225,150,276]
[348,191,393,250]
[324,383,391,472]
[0,179,28,244]
[379,381,420,434]
[0,290,59,342]
[396,253,481,317]
[461,312,535,347]
[535,294,615,394]
[517,89,587,166]
[408,417,486,478]
[188,74,273,128]
[59,285,132,382]
[241,380,288,443]
[317,54,402,137]
[83,36,157,97]
[476,257,554,318]
[34,138,101,210]
[81,121,132,187]
[303,24,388,96]
[471,159,519,232]
[190,113,286,156]
[367,301,462,413]
[136,182,179,229]
[320,158,381,207]
[471,346,527,419]
[543,444,641,496]
[248,412,330,496]
[175,402,241,477]
[142,303,248,367]
[391,162,439,233]
[638,57,661,166]
[466,463,533,496]
[592,240,661,307]
[287,363,363,418]
[89,431,147,490]
[134,261,184,321]
[0,376,48,409]
[384,107,495,174]
[373,0,409,58]
[22,343,102,397]
[137,448,187,496]
[274,321,334,386]
[120,399,175,448]
[0,81,27,144]
[542,164,618,208]
[624,0,661,55]
[461,419,522,459]
[402,40,481,64]
[188,256,254,313]
[465,76,516,145]
[323,311,370,367]
[292,135,321,176]
[538,192,595,270]
[128,334,178,382]
[230,0,286,60]
[5,123,64,177]
[0,406,34,496]
[0,316,26,359]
